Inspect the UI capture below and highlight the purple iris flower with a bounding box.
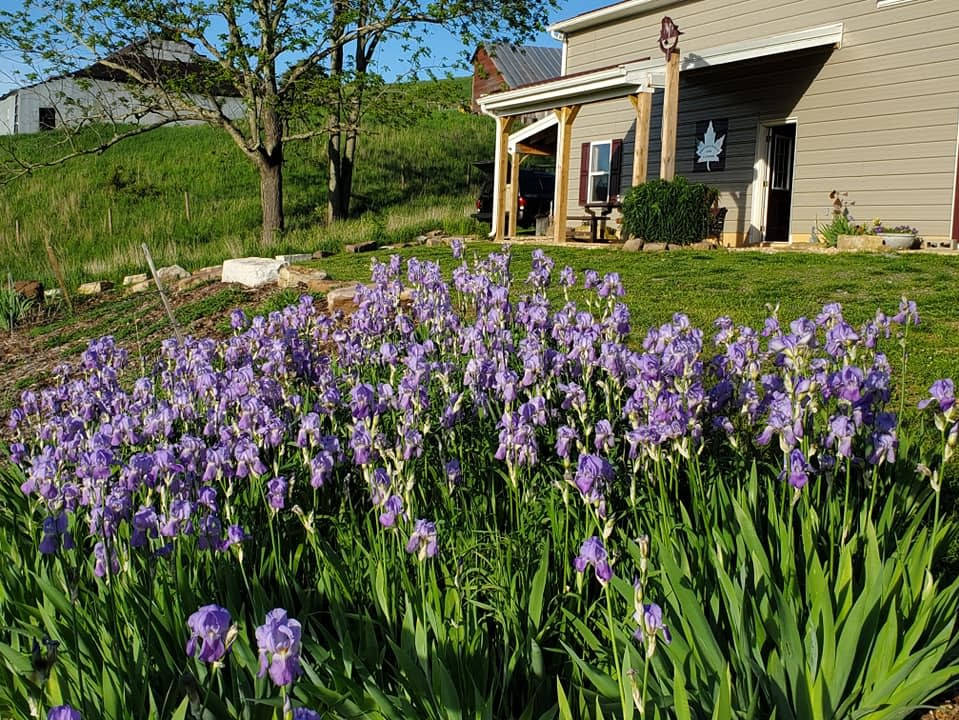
[783,448,810,490]
[267,477,288,510]
[255,608,303,687]
[445,459,462,486]
[38,512,74,555]
[292,710,322,720]
[574,536,613,584]
[405,519,439,560]
[574,453,613,506]
[868,412,898,465]
[451,238,465,260]
[379,495,406,528]
[918,378,956,414]
[186,604,233,664]
[593,419,615,452]
[47,706,81,720]
[633,603,672,648]
[555,425,578,460]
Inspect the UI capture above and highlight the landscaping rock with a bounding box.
[13,280,43,302]
[311,248,337,259]
[126,280,152,294]
[425,236,448,247]
[175,266,221,292]
[621,238,644,252]
[77,280,114,295]
[123,273,148,286]
[277,265,331,292]
[326,286,359,313]
[837,234,883,251]
[156,265,190,282]
[275,253,314,264]
[221,257,287,288]
[343,241,378,254]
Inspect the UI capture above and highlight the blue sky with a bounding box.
[0,0,600,93]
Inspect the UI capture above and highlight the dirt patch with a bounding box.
[0,281,282,413]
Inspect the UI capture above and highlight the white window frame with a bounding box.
[588,140,612,204]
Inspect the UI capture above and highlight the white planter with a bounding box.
[879,233,917,250]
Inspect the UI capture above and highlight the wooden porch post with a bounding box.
[493,115,515,242]
[660,50,680,180]
[508,149,521,237]
[629,91,653,185]
[553,104,581,244]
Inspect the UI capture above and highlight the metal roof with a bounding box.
[484,44,563,89]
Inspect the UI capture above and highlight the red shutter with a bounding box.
[578,142,590,206]
[609,138,623,204]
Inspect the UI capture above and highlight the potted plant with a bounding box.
[871,221,920,249]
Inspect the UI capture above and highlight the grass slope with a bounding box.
[0,77,492,287]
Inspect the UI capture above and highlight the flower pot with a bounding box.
[879,233,917,250]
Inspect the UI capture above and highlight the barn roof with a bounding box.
[480,44,563,89]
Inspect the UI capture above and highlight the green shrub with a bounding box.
[620,176,715,246]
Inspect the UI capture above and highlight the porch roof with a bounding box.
[478,22,844,118]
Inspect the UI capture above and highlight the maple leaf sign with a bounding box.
[696,121,726,171]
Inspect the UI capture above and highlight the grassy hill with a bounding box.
[0,77,493,287]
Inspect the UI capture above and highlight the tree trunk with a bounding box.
[258,153,283,245]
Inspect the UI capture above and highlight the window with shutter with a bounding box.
[580,139,624,205]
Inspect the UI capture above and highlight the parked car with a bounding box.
[472,162,555,229]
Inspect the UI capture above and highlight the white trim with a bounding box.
[749,117,798,244]
[550,0,680,35]
[587,140,614,204]
[951,107,959,249]
[877,0,915,6]
[508,113,559,154]
[478,23,843,118]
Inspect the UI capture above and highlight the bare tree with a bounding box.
[0,0,555,244]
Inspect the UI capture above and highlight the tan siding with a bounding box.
[559,0,959,241]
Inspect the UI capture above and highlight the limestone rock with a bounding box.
[221,257,287,288]
[837,234,883,251]
[156,265,190,282]
[621,238,644,252]
[326,286,359,313]
[174,265,221,292]
[77,280,114,295]
[343,241,378,254]
[278,265,331,292]
[275,253,314,264]
[311,248,337,259]
[13,280,43,302]
[123,273,148,286]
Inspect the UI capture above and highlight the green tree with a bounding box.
[0,0,555,243]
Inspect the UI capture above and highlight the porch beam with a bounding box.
[628,91,653,185]
[508,149,521,237]
[660,50,680,180]
[492,116,515,242]
[553,104,581,244]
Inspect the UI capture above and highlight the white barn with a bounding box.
[0,39,244,135]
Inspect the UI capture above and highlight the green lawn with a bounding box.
[317,241,959,410]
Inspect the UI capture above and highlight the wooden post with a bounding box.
[553,104,581,244]
[508,149,521,237]
[492,116,515,242]
[184,191,191,222]
[660,51,681,180]
[629,92,653,186]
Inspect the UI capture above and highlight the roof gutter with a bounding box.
[549,0,679,35]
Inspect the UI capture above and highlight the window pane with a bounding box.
[770,136,793,191]
[591,174,609,203]
[591,143,610,173]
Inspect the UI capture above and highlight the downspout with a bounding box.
[479,103,504,239]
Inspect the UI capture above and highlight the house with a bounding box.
[471,43,563,113]
[477,0,959,247]
[0,39,244,135]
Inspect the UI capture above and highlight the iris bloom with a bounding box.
[256,608,303,687]
[186,604,235,664]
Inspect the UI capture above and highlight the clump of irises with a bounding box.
[6,244,943,717]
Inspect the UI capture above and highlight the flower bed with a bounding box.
[1,245,958,719]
